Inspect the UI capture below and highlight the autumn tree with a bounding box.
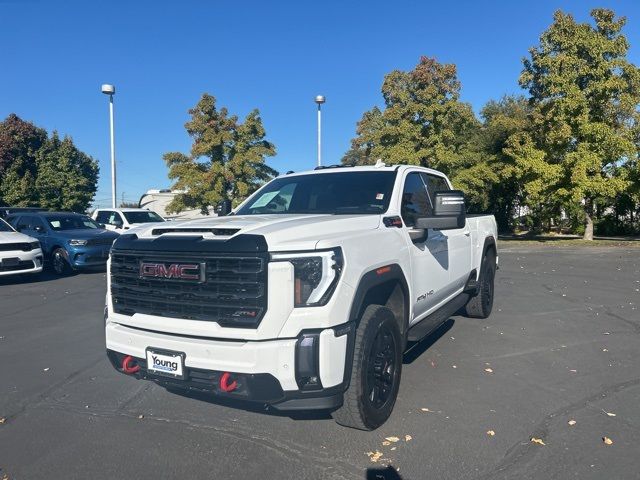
[517,8,640,239]
[164,94,277,214]
[342,57,481,180]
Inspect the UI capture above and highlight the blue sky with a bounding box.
[1,0,638,208]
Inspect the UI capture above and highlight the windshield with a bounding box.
[46,215,101,231]
[122,211,164,224]
[236,171,397,215]
[0,218,14,232]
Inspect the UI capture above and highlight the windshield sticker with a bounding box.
[376,193,384,200]
[250,191,279,208]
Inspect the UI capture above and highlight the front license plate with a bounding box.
[1,257,19,267]
[146,349,185,379]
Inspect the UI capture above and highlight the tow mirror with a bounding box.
[415,190,466,230]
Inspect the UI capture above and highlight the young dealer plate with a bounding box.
[146,349,185,379]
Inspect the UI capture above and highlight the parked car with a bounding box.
[0,217,43,277]
[6,212,119,275]
[105,164,498,430]
[92,208,165,231]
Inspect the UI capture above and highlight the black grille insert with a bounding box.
[110,250,268,328]
[0,243,32,252]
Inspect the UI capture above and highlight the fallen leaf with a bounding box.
[485,368,494,373]
[138,414,144,419]
[0,417,5,424]
[367,451,383,462]
[568,420,576,426]
[486,430,495,436]
[605,412,616,417]
[570,369,577,373]
[405,435,412,442]
[43,368,49,372]
[452,365,457,369]
[603,332,610,335]
[530,437,546,446]
[385,436,400,443]
[420,408,431,412]
[603,436,613,445]
[390,447,396,451]
[602,348,608,352]
[382,441,390,446]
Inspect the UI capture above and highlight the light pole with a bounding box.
[101,84,117,208]
[315,95,325,167]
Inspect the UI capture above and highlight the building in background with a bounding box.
[138,189,215,221]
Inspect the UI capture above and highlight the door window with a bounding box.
[95,211,111,224]
[421,173,450,207]
[401,172,432,227]
[16,216,31,232]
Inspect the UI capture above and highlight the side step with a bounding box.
[407,293,470,342]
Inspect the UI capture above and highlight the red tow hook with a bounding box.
[122,355,140,374]
[219,372,238,392]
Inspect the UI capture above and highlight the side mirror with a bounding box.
[215,199,232,216]
[34,225,45,233]
[415,190,466,230]
[98,223,106,229]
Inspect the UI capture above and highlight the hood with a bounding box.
[54,229,120,241]
[127,214,382,251]
[0,231,37,244]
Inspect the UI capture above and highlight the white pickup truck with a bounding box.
[105,164,497,430]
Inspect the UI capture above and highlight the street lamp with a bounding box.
[101,84,117,208]
[315,95,325,167]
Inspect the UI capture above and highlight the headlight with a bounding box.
[68,239,88,246]
[271,248,343,307]
[29,241,41,250]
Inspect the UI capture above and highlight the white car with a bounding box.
[105,164,498,430]
[0,218,43,277]
[92,208,165,232]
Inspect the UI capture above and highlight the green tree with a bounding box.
[35,132,99,212]
[164,93,277,214]
[0,114,46,206]
[342,57,481,179]
[518,8,640,239]
[475,96,533,232]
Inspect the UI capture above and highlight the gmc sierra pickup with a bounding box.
[105,164,497,430]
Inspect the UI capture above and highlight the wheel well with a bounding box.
[358,280,408,336]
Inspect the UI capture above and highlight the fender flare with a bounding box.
[347,263,410,336]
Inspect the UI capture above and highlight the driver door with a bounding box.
[400,172,451,326]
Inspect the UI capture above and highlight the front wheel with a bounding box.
[51,248,72,276]
[333,305,402,430]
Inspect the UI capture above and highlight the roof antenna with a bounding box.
[374,158,386,168]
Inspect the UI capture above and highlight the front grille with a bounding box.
[0,260,35,272]
[87,237,116,246]
[0,243,32,252]
[110,250,268,328]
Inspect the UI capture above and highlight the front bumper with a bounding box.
[0,249,43,277]
[68,245,111,268]
[105,321,354,410]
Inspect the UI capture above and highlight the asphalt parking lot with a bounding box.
[1,245,639,480]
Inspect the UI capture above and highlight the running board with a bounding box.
[407,293,470,342]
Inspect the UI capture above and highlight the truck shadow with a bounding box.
[366,465,403,479]
[403,319,454,364]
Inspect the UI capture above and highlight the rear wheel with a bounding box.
[52,248,71,276]
[464,250,496,319]
[333,305,402,430]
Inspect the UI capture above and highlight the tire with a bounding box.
[51,248,72,276]
[333,305,402,430]
[464,249,496,319]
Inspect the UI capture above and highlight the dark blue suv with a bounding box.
[7,212,119,275]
